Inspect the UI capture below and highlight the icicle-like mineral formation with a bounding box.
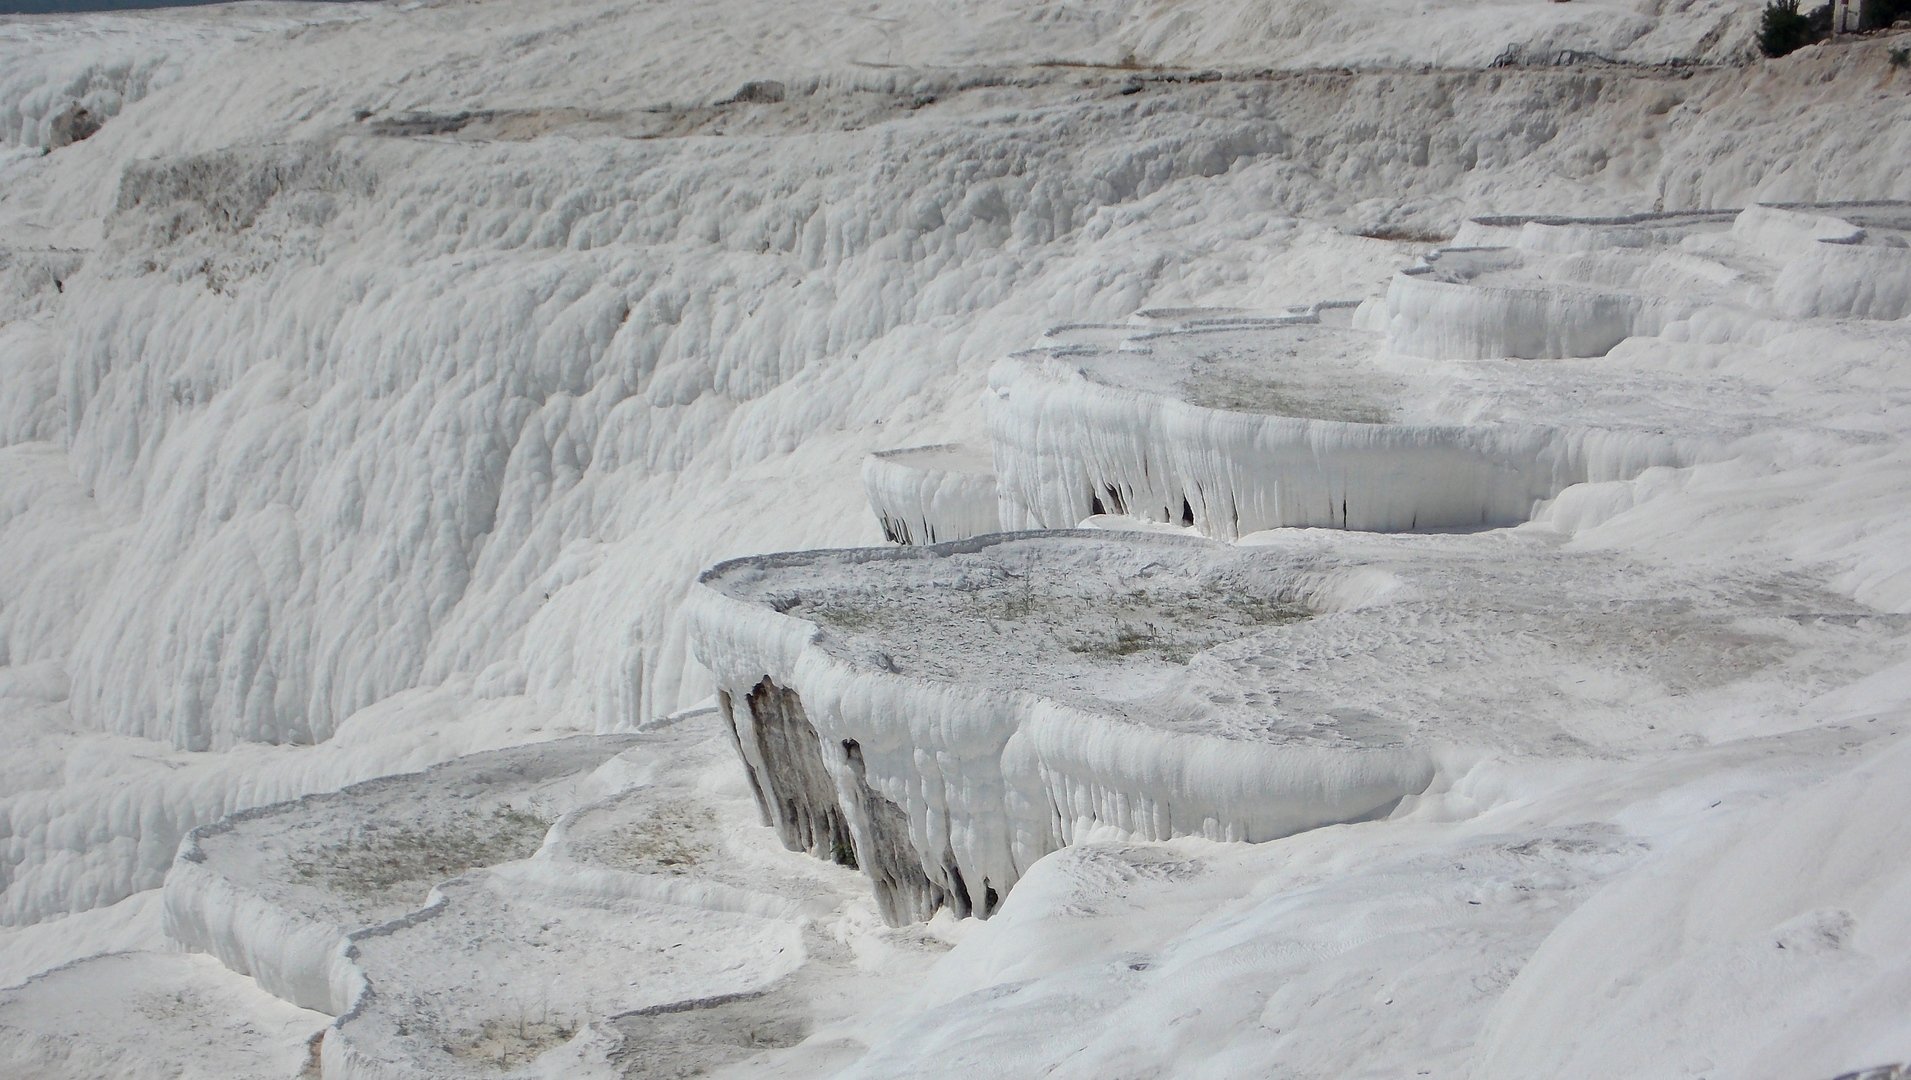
[861,444,1002,546]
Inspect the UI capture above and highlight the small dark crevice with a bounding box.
[878,513,913,545]
[945,861,974,919]
[1181,497,1195,527]
[1090,493,1107,516]
[840,735,957,924]
[368,109,494,137]
[742,680,855,869]
[48,103,101,148]
[737,688,1017,925]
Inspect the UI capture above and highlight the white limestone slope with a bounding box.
[1,0,1910,1075]
[25,0,1898,937]
[0,5,370,156]
[1475,729,1911,1079]
[811,189,1911,1072]
[834,714,1906,1080]
[1755,203,1911,321]
[8,3,1908,769]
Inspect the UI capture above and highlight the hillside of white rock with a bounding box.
[2,0,1910,1076]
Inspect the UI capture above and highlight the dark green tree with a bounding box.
[1863,0,1911,30]
[1759,0,1817,57]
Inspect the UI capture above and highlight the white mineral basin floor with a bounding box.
[1006,313,1795,446]
[181,734,643,935]
[0,950,329,1080]
[323,712,953,1078]
[701,529,1906,755]
[339,864,808,1074]
[1052,322,1403,424]
[1419,220,1774,302]
[116,711,962,1077]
